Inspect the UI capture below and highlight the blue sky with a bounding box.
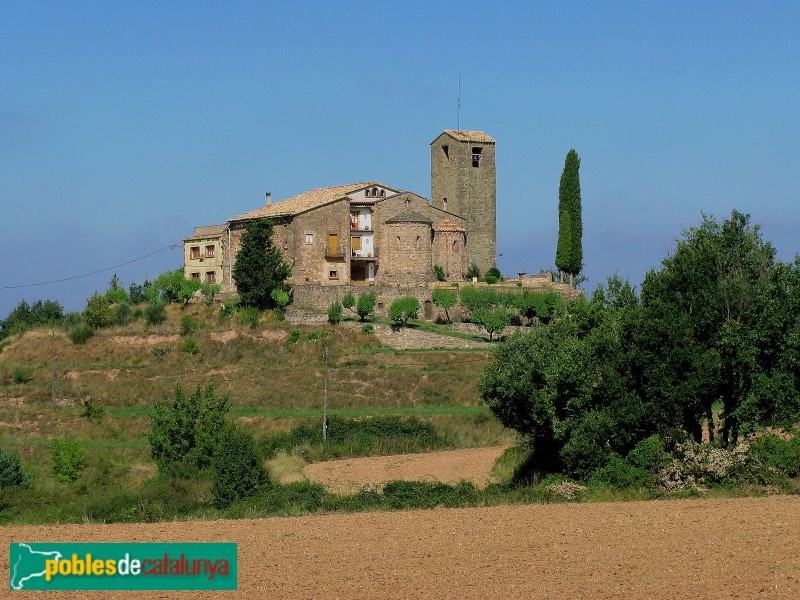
[2,1,799,317]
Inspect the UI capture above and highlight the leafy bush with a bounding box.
[69,323,95,345]
[200,282,220,305]
[104,274,129,304]
[83,292,113,328]
[433,264,446,281]
[342,292,356,311]
[467,263,480,279]
[361,324,374,336]
[11,366,31,384]
[746,434,800,484]
[51,436,86,483]
[179,315,199,336]
[486,267,502,280]
[81,398,105,423]
[484,275,499,285]
[305,331,321,343]
[389,296,420,326]
[327,301,342,324]
[144,301,166,326]
[459,286,497,314]
[0,447,32,489]
[287,329,301,344]
[219,299,238,321]
[153,269,202,304]
[238,307,261,329]
[592,453,649,489]
[182,337,199,354]
[112,302,132,326]
[61,311,82,330]
[128,280,152,305]
[211,424,270,508]
[148,384,231,478]
[356,292,377,321]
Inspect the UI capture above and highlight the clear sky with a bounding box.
[2,1,799,317]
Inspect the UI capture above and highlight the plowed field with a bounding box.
[4,496,799,598]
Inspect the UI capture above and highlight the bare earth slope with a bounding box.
[3,496,799,599]
[303,446,508,493]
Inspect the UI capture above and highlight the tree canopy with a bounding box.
[232,219,292,309]
[555,149,582,284]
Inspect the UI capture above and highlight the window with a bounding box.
[351,236,362,253]
[190,246,200,260]
[379,189,385,197]
[453,240,459,251]
[351,212,359,229]
[205,271,216,283]
[190,272,200,280]
[442,144,449,159]
[205,245,215,258]
[443,197,448,211]
[327,234,338,256]
[305,233,314,244]
[415,235,420,250]
[472,146,482,167]
[329,270,338,279]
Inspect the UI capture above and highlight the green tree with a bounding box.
[555,149,582,286]
[0,447,32,489]
[431,288,457,323]
[83,292,113,328]
[472,307,509,341]
[148,384,231,478]
[356,292,377,321]
[153,269,202,304]
[389,296,420,326]
[210,423,270,508]
[105,274,129,304]
[328,301,343,324]
[51,436,86,483]
[232,219,292,309]
[341,292,356,312]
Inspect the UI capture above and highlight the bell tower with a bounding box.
[430,130,496,274]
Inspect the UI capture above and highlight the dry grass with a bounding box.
[266,451,308,484]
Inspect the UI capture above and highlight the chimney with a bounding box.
[265,192,272,206]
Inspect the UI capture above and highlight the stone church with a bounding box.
[183,130,496,291]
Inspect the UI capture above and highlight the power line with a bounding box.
[0,244,181,290]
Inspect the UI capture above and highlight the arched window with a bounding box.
[453,240,459,251]
[415,235,420,250]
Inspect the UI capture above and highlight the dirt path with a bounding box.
[304,446,508,493]
[3,496,799,598]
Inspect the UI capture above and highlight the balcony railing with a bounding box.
[350,224,372,232]
[351,247,379,259]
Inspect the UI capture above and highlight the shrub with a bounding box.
[153,269,202,304]
[151,345,172,359]
[182,337,199,354]
[144,301,166,326]
[0,447,32,489]
[83,292,113,329]
[592,453,649,489]
[389,296,420,326]
[467,263,480,279]
[746,434,800,484]
[239,307,261,329]
[112,302,132,326]
[327,301,343,325]
[128,280,151,305]
[433,264,446,281]
[51,436,86,483]
[486,267,502,280]
[305,331,321,343]
[211,424,270,508]
[11,366,31,384]
[288,329,301,344]
[219,300,238,321]
[68,323,95,344]
[361,324,374,336]
[472,307,509,340]
[484,274,498,285]
[148,384,231,478]
[61,311,82,330]
[179,315,199,336]
[356,292,377,321]
[81,398,105,423]
[200,282,220,305]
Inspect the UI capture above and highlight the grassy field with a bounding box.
[0,304,514,523]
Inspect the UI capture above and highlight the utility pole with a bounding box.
[51,331,56,403]
[322,347,329,441]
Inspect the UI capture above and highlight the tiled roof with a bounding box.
[440,130,495,144]
[433,219,465,232]
[231,182,380,221]
[386,209,433,224]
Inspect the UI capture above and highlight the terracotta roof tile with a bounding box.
[433,219,466,232]
[231,182,380,221]
[442,130,495,144]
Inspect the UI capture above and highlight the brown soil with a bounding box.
[304,446,508,493]
[3,496,799,598]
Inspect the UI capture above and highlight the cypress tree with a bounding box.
[556,149,582,286]
[232,219,292,309]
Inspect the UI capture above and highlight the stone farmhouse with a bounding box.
[184,130,497,292]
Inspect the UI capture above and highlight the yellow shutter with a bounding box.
[351,236,361,252]
[327,234,338,256]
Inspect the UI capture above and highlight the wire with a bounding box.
[0,244,181,290]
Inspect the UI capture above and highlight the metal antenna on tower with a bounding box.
[457,73,461,131]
